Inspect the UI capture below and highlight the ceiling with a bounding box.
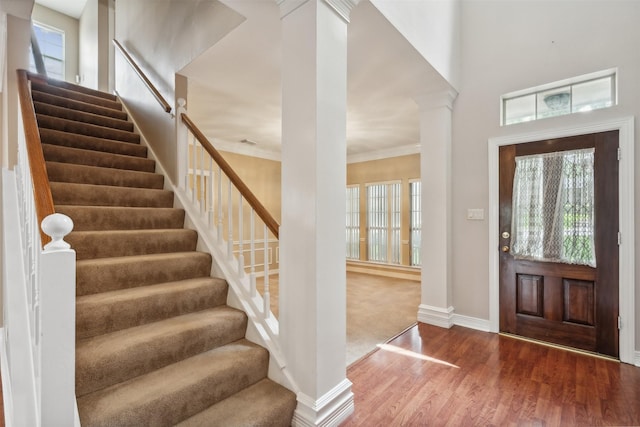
[35,0,447,161]
[35,0,87,19]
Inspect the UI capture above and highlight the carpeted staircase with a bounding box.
[29,74,296,426]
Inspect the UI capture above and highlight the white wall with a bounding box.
[114,0,245,182]
[32,3,79,83]
[370,0,461,90]
[79,0,110,91]
[453,0,640,350]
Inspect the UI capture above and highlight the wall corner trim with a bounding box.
[292,379,354,427]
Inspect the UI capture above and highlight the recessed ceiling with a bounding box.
[181,0,446,161]
[35,0,87,19]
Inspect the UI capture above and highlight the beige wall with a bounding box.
[211,151,420,268]
[348,154,420,266]
[32,4,78,84]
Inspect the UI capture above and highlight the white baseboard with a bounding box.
[417,304,454,328]
[1,329,14,427]
[635,351,640,367]
[292,379,354,427]
[451,313,491,332]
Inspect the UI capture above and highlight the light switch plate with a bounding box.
[467,208,484,220]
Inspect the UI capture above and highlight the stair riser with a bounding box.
[37,114,140,144]
[55,206,184,231]
[47,162,164,189]
[33,91,128,120]
[39,129,147,158]
[77,308,248,396]
[76,278,228,339]
[77,342,269,426]
[76,253,212,296]
[42,144,156,173]
[51,182,174,208]
[68,230,198,260]
[34,102,133,132]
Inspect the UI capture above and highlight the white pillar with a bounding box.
[416,89,457,328]
[278,0,357,425]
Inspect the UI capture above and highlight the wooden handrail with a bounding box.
[181,113,280,239]
[16,69,55,247]
[113,39,172,114]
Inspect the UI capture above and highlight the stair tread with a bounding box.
[50,182,174,207]
[46,161,164,189]
[77,306,247,396]
[39,128,147,157]
[76,251,213,295]
[76,277,228,338]
[31,81,122,110]
[68,228,198,260]
[29,72,118,101]
[37,113,140,143]
[34,101,133,131]
[176,378,297,427]
[42,144,155,173]
[32,89,128,120]
[77,339,269,426]
[55,205,184,231]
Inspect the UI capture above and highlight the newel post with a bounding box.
[39,213,76,426]
[176,98,188,192]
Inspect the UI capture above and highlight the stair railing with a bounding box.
[7,69,77,426]
[177,105,280,330]
[113,39,173,114]
[110,40,282,349]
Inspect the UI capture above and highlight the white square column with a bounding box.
[278,0,358,426]
[416,90,458,328]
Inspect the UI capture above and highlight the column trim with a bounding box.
[417,304,455,329]
[292,379,354,427]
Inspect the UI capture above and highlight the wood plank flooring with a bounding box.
[342,323,640,426]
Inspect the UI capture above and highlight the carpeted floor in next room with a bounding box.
[258,271,421,365]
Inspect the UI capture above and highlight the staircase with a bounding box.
[29,75,296,426]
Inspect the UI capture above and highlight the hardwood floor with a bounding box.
[342,323,640,426]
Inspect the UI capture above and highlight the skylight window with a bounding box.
[501,70,616,126]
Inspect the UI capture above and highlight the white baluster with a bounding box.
[238,195,245,276]
[175,98,188,192]
[191,139,196,202]
[217,167,223,242]
[263,224,270,319]
[208,157,213,227]
[199,143,204,214]
[250,209,257,297]
[227,180,233,260]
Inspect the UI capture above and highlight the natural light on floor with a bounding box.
[376,343,460,368]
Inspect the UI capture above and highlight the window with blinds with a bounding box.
[366,182,401,264]
[346,185,360,260]
[29,22,65,80]
[409,180,421,266]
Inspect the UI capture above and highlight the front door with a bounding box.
[499,131,619,358]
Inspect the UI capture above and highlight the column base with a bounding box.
[417,304,455,328]
[292,379,354,427]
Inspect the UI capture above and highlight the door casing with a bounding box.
[488,116,635,364]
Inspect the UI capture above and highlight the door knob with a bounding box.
[501,245,510,252]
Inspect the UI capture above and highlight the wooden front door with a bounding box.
[499,131,619,358]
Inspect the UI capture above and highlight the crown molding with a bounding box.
[347,143,420,164]
[414,88,459,111]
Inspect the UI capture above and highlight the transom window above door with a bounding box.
[501,70,617,126]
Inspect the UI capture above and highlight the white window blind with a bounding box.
[409,180,421,266]
[346,185,360,260]
[367,182,401,264]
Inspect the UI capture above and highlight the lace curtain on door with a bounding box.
[510,148,596,267]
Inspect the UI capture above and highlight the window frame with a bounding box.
[30,20,66,80]
[365,181,402,264]
[409,179,421,267]
[346,185,360,260]
[501,69,617,126]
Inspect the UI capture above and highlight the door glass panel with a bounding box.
[510,148,595,267]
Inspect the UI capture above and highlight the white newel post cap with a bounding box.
[41,213,74,252]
